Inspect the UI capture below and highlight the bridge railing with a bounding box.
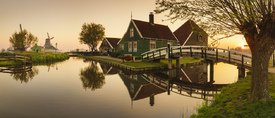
[141,45,252,67]
[141,47,168,61]
[171,45,252,64]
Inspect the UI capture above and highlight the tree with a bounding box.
[11,67,39,83]
[9,29,38,52]
[79,61,105,91]
[155,0,275,102]
[79,22,105,53]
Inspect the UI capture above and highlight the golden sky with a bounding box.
[0,0,247,51]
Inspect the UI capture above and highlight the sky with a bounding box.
[0,0,247,52]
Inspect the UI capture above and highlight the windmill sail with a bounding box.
[44,32,57,50]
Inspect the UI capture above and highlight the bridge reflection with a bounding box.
[112,61,230,107]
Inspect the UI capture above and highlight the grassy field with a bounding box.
[0,52,69,67]
[19,52,70,63]
[190,73,275,118]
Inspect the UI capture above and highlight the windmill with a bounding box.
[44,32,57,51]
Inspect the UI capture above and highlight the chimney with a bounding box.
[149,12,154,24]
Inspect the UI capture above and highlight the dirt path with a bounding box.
[269,67,275,74]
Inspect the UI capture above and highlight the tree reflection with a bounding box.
[10,67,39,83]
[79,61,105,91]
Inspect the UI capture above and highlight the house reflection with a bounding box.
[99,63,118,75]
[118,71,166,107]
[117,62,228,107]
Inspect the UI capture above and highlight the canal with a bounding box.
[0,57,240,118]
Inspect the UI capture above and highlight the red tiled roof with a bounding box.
[133,20,178,41]
[106,37,120,48]
[174,20,207,45]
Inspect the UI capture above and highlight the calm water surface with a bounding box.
[0,57,239,118]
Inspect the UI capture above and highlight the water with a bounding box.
[0,57,240,118]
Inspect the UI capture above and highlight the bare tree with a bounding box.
[155,0,275,102]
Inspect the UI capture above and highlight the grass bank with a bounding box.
[19,52,69,63]
[0,52,69,67]
[190,73,275,118]
[84,56,202,68]
[0,60,23,67]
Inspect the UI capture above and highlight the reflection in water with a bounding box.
[80,61,105,91]
[99,63,118,75]
[47,63,58,72]
[118,71,166,107]
[117,62,235,107]
[10,67,39,83]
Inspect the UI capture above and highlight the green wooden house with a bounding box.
[99,37,120,53]
[174,20,208,46]
[31,44,44,52]
[117,12,179,57]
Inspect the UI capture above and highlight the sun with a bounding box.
[241,45,245,49]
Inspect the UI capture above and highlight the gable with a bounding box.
[174,20,208,45]
[106,38,120,48]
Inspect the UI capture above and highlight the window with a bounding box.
[198,35,203,42]
[150,41,156,50]
[120,44,124,50]
[128,42,132,52]
[133,75,137,80]
[130,83,134,93]
[133,41,137,52]
[130,28,134,37]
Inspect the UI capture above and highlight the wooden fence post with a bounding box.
[180,47,182,56]
[228,51,231,63]
[204,48,207,59]
[153,51,155,60]
[159,50,161,58]
[201,48,204,58]
[216,48,218,60]
[190,47,193,57]
[242,55,244,68]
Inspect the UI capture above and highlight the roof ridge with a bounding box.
[132,19,168,27]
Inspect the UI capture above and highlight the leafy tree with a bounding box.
[155,0,275,102]
[79,22,105,53]
[9,29,38,52]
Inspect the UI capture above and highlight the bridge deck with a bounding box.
[141,46,252,69]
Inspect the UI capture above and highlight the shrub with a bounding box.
[110,52,120,57]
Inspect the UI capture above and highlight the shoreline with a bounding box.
[80,55,203,73]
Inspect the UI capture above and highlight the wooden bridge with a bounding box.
[0,54,32,73]
[141,45,252,69]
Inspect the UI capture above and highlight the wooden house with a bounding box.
[117,12,179,57]
[99,37,120,53]
[31,44,44,52]
[174,20,208,46]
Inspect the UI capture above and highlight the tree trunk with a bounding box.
[249,43,273,102]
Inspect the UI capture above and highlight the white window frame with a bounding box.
[130,28,134,37]
[128,42,132,52]
[133,41,137,52]
[150,40,156,50]
[120,44,124,50]
[130,83,134,93]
